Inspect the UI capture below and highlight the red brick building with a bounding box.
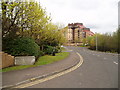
[64,23,94,45]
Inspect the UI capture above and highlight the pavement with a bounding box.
[2,49,80,88]
[27,46,118,88]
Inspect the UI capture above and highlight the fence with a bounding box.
[0,52,14,69]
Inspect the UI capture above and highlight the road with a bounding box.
[28,46,118,88]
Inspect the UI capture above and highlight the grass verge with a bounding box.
[35,52,69,66]
[1,52,69,72]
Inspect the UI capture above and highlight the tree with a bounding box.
[86,30,119,53]
[2,1,66,55]
[2,1,21,38]
[35,23,66,50]
[2,1,50,39]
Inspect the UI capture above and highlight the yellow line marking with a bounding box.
[13,52,84,88]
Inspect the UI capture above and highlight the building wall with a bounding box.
[67,28,73,41]
[66,23,94,44]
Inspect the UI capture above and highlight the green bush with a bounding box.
[43,45,62,55]
[54,46,61,53]
[44,45,54,55]
[3,37,40,57]
[39,51,45,56]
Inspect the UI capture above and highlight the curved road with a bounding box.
[29,46,118,88]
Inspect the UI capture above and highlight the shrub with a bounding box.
[44,45,54,55]
[54,46,61,53]
[39,51,45,56]
[43,45,62,55]
[3,37,40,57]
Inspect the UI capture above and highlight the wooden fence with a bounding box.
[0,52,14,69]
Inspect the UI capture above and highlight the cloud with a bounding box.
[67,0,101,10]
[38,0,119,33]
[85,24,99,29]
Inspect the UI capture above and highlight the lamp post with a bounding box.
[95,32,98,51]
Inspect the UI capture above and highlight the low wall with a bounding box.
[15,56,35,65]
[0,52,14,69]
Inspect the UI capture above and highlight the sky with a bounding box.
[36,0,119,34]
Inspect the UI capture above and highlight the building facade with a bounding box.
[64,23,94,45]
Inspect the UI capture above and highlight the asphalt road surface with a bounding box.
[28,46,118,88]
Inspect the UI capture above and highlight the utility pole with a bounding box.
[95,32,98,51]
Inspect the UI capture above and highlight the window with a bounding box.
[83,32,86,38]
[78,30,80,38]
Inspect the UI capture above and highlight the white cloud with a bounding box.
[37,0,119,33]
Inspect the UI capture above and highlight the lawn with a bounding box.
[35,52,69,66]
[1,52,69,72]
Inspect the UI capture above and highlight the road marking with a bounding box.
[13,52,84,88]
[113,61,118,65]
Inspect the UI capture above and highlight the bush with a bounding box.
[39,51,45,56]
[3,37,40,57]
[44,45,54,55]
[54,46,61,53]
[43,45,62,55]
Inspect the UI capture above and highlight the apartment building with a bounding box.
[63,23,94,45]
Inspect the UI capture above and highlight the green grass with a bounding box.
[0,65,35,72]
[35,52,69,66]
[1,52,69,72]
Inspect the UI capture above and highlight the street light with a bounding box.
[95,32,98,51]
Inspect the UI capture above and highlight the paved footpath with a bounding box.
[2,51,79,88]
